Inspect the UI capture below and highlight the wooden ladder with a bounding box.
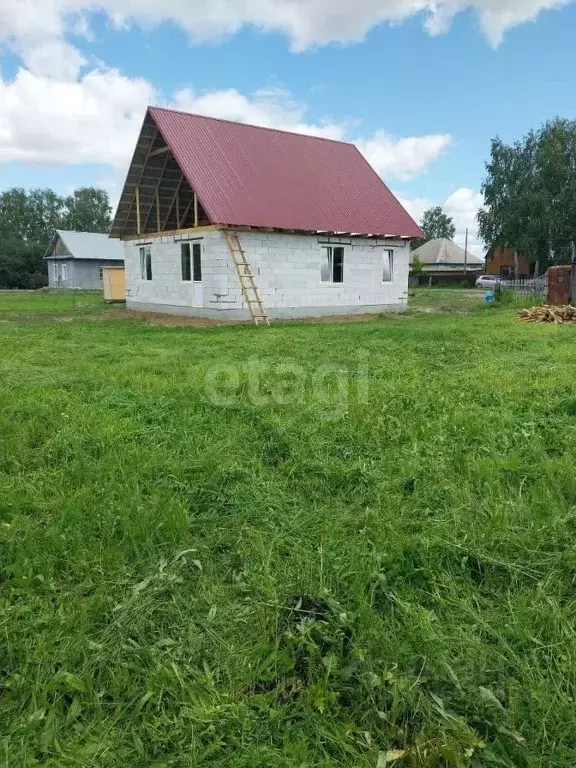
[225,232,270,326]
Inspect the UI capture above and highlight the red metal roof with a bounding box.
[147,106,423,238]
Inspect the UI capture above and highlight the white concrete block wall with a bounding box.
[124,229,410,318]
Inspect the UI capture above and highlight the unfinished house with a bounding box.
[110,107,423,322]
[45,230,124,289]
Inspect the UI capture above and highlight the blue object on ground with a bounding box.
[484,290,495,304]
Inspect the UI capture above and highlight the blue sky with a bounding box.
[1,0,575,253]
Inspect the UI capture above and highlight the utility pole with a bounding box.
[464,228,469,273]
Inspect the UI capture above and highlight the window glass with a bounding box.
[332,247,344,283]
[193,243,202,282]
[383,250,393,282]
[321,246,344,283]
[140,246,152,281]
[181,243,191,281]
[321,248,332,282]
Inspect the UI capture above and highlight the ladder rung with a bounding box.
[226,233,269,327]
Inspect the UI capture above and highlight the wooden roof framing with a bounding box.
[110,112,210,239]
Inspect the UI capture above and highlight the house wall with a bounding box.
[47,259,123,289]
[123,230,411,319]
[486,247,533,278]
[54,237,71,257]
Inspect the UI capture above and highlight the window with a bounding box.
[99,267,104,281]
[382,250,394,282]
[181,242,202,282]
[61,263,68,284]
[193,243,202,282]
[140,246,152,281]
[181,243,191,281]
[321,246,344,283]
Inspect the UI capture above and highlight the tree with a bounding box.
[412,206,456,249]
[0,185,113,288]
[410,253,424,277]
[478,118,576,274]
[0,188,31,241]
[0,238,47,289]
[61,187,112,233]
[27,189,66,244]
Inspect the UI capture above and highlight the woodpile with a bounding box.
[518,305,576,324]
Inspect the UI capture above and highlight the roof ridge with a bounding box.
[148,105,355,147]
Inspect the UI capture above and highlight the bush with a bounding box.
[0,238,47,289]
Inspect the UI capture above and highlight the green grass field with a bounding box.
[2,290,576,767]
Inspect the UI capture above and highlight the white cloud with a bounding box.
[398,195,432,224]
[18,40,87,80]
[0,67,155,166]
[358,132,452,181]
[172,87,347,140]
[444,187,484,254]
[0,0,570,61]
[400,187,486,255]
[0,68,450,184]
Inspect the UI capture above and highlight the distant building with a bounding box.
[485,247,534,279]
[411,238,484,278]
[109,106,423,322]
[44,230,124,289]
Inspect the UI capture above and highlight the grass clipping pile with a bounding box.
[518,304,576,324]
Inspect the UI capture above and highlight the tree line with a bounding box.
[0,187,112,289]
[478,117,576,274]
[410,117,576,277]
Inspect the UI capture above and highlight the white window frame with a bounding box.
[321,246,344,284]
[61,263,68,285]
[181,241,203,283]
[382,249,394,283]
[139,245,152,281]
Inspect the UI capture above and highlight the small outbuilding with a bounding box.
[109,106,423,323]
[44,230,124,289]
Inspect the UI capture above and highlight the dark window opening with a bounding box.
[193,243,202,282]
[181,243,192,281]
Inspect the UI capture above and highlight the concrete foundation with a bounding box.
[127,300,406,321]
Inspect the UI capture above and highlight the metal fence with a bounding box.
[499,276,548,301]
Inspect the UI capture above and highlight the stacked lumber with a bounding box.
[518,305,576,323]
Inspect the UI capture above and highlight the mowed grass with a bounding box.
[2,291,576,767]
[408,287,484,314]
[0,289,106,316]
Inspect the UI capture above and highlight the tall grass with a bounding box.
[1,299,576,766]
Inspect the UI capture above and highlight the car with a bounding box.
[475,275,503,289]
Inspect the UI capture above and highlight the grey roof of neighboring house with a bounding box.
[44,230,124,261]
[410,238,484,266]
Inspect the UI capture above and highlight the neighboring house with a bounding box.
[109,106,423,321]
[44,230,124,289]
[485,247,533,278]
[411,238,484,274]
